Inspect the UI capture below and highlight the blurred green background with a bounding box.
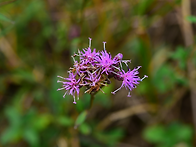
[0,0,196,147]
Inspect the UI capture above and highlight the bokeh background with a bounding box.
[1,0,196,146]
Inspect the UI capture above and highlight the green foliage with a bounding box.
[152,46,189,93]
[153,65,176,92]
[79,123,91,135]
[137,0,155,15]
[1,106,52,146]
[170,46,189,69]
[0,13,13,23]
[94,128,124,147]
[75,111,88,128]
[56,116,74,127]
[187,15,196,23]
[143,123,193,147]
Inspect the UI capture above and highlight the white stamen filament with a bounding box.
[100,88,105,94]
[89,38,92,48]
[121,60,131,67]
[84,89,90,93]
[101,83,107,86]
[127,91,131,97]
[57,87,65,91]
[78,49,81,56]
[141,75,148,81]
[110,70,121,76]
[80,83,90,86]
[63,92,68,97]
[120,61,123,69]
[92,67,100,74]
[71,56,76,63]
[112,65,120,71]
[57,75,66,80]
[73,97,76,104]
[74,53,80,57]
[136,66,141,70]
[111,84,123,94]
[103,41,106,50]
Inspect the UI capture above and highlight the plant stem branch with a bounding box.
[89,94,95,110]
[181,0,196,136]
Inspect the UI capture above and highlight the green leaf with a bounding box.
[0,24,14,37]
[153,65,176,93]
[187,16,196,23]
[177,126,193,141]
[79,123,91,135]
[56,116,73,127]
[11,69,35,83]
[143,123,193,146]
[0,13,13,23]
[32,114,51,130]
[170,46,188,69]
[167,123,193,141]
[143,125,166,143]
[137,0,154,15]
[1,127,22,144]
[75,110,87,128]
[106,129,124,141]
[5,107,21,127]
[23,129,39,146]
[95,129,124,147]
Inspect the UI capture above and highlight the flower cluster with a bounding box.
[57,38,147,104]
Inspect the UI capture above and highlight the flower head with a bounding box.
[96,50,117,75]
[80,47,99,64]
[57,38,147,104]
[112,66,148,97]
[57,73,80,104]
[85,72,101,87]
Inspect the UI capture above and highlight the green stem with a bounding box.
[89,94,95,110]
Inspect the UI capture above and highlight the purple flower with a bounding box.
[57,38,148,104]
[80,47,99,64]
[96,50,118,75]
[72,60,88,75]
[79,38,99,64]
[112,66,148,97]
[85,72,101,86]
[57,73,80,104]
[113,53,123,63]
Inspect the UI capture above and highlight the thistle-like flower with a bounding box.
[112,66,148,97]
[85,72,101,87]
[57,73,80,104]
[95,49,117,75]
[80,47,99,64]
[57,38,147,104]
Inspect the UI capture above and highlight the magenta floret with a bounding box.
[57,73,80,104]
[112,66,148,97]
[95,50,117,75]
[80,47,99,64]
